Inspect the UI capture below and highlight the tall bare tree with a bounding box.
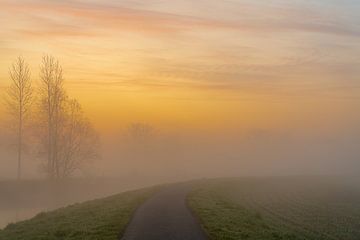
[38,55,66,178]
[38,55,99,178]
[5,56,32,180]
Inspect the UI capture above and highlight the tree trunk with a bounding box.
[17,120,22,180]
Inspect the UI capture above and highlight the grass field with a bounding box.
[189,177,360,240]
[0,178,161,229]
[0,187,157,240]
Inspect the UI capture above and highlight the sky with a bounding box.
[0,0,360,178]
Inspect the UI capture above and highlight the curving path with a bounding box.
[120,183,208,240]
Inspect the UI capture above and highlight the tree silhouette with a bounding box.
[57,99,100,177]
[38,55,99,178]
[5,56,32,180]
[38,55,66,178]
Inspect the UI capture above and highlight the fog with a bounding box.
[1,123,360,181]
[1,0,360,233]
[109,129,360,178]
[1,119,360,228]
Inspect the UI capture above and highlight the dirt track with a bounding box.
[120,183,208,240]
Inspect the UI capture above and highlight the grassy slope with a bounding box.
[187,177,360,240]
[189,186,308,240]
[0,187,157,240]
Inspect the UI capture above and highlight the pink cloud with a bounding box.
[1,0,359,38]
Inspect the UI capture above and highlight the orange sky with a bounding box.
[1,0,360,134]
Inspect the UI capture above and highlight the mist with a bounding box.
[0,0,360,235]
[1,122,360,181]
[85,126,360,178]
[2,118,360,228]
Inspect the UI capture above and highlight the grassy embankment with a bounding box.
[188,177,360,240]
[0,187,157,240]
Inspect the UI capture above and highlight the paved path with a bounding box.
[120,183,208,240]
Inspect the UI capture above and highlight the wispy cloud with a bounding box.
[1,0,359,100]
[1,0,359,38]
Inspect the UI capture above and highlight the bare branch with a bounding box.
[4,56,33,180]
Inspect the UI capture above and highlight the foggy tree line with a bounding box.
[3,56,100,179]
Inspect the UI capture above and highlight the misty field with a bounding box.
[0,181,157,240]
[189,177,360,240]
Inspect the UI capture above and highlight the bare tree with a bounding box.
[125,123,155,176]
[127,123,154,144]
[38,55,66,178]
[57,99,100,178]
[38,55,99,178]
[5,56,32,180]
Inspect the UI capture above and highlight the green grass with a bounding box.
[0,187,157,240]
[188,177,360,240]
[189,187,306,240]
